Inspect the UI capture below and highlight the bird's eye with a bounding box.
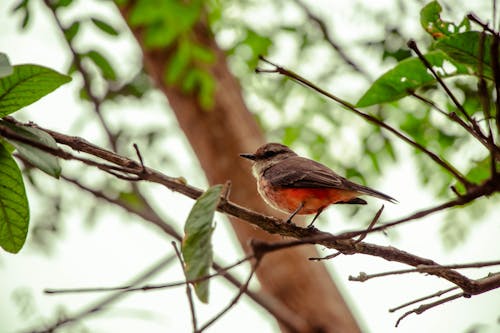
[262,151,276,158]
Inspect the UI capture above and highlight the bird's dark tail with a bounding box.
[355,184,398,203]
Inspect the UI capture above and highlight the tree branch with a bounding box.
[2,118,500,297]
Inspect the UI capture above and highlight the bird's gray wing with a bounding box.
[264,156,397,203]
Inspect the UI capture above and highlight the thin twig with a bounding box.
[256,56,472,187]
[407,40,475,125]
[389,286,459,312]
[395,292,464,327]
[308,251,342,261]
[133,143,146,171]
[355,205,384,243]
[24,254,176,333]
[172,242,198,332]
[410,92,499,159]
[349,260,500,282]
[45,254,254,295]
[291,0,371,80]
[196,260,260,333]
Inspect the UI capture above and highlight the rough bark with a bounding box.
[120,8,361,333]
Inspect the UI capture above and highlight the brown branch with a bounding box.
[255,56,472,187]
[410,92,500,160]
[389,286,459,312]
[407,40,475,125]
[349,260,500,282]
[2,118,500,296]
[395,292,464,327]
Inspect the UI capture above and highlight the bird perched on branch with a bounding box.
[240,143,396,228]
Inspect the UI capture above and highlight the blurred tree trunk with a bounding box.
[120,8,361,333]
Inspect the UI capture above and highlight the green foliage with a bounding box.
[64,21,80,42]
[90,18,119,36]
[0,144,30,253]
[0,121,62,178]
[356,50,468,107]
[128,0,202,48]
[0,64,71,116]
[126,0,217,110]
[435,32,495,79]
[84,50,117,81]
[181,185,222,303]
[420,0,470,38]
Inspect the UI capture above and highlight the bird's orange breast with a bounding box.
[257,178,358,214]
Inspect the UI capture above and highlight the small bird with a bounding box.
[240,143,396,228]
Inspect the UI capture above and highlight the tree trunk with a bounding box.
[120,7,361,333]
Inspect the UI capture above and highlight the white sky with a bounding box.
[0,1,499,333]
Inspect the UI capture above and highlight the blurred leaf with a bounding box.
[357,50,468,107]
[129,0,201,48]
[0,64,71,116]
[182,68,215,110]
[90,18,119,36]
[191,44,215,64]
[0,138,16,153]
[53,0,73,8]
[165,38,191,84]
[0,53,13,78]
[0,144,30,253]
[85,50,117,81]
[105,71,152,100]
[420,1,469,39]
[181,184,222,303]
[435,31,494,79]
[1,121,62,178]
[118,191,145,211]
[12,0,31,28]
[64,21,80,42]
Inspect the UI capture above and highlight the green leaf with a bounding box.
[0,64,71,116]
[64,21,80,42]
[0,144,30,253]
[0,53,13,78]
[420,1,469,39]
[435,31,495,79]
[85,50,117,81]
[3,122,61,178]
[91,18,119,36]
[356,50,468,107]
[181,184,222,303]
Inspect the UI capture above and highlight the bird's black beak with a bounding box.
[239,153,256,160]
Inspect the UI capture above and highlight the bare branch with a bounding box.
[406,40,475,126]
[395,292,464,327]
[172,242,198,332]
[389,286,459,313]
[291,0,371,80]
[349,260,500,282]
